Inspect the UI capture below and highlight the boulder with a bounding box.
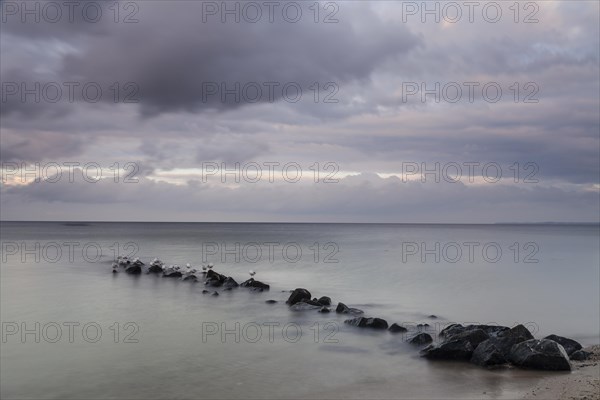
[240,278,270,291]
[509,339,571,371]
[148,264,164,273]
[335,302,364,314]
[428,315,438,319]
[570,350,591,361]
[211,291,219,296]
[421,340,474,360]
[471,339,508,367]
[543,334,582,356]
[125,264,142,274]
[344,317,389,330]
[182,274,198,281]
[223,276,239,288]
[440,324,509,338]
[445,329,489,348]
[408,333,433,346]
[389,323,408,333]
[286,288,311,306]
[265,300,278,304]
[205,270,227,286]
[319,307,330,313]
[317,296,332,306]
[489,324,534,355]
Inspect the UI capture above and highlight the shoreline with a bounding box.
[522,345,600,400]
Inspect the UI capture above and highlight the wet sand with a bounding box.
[523,346,600,400]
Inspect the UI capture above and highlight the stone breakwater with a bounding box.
[112,256,591,371]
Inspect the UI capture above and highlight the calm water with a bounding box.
[1,222,599,399]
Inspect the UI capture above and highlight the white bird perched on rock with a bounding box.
[207,264,214,270]
[249,270,256,278]
[201,265,208,272]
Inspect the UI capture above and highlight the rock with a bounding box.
[163,266,182,278]
[344,317,389,330]
[428,315,438,319]
[471,340,508,367]
[421,340,474,360]
[570,350,591,361]
[223,276,239,288]
[148,264,163,273]
[408,333,433,346]
[182,274,198,281]
[265,300,278,304]
[417,323,430,328]
[202,289,209,294]
[440,324,509,338]
[543,334,582,356]
[125,264,142,274]
[319,307,330,313]
[388,323,408,333]
[240,278,270,290]
[445,329,489,348]
[286,288,312,306]
[317,296,332,306]
[509,339,571,371]
[205,270,227,286]
[490,324,534,355]
[290,302,321,311]
[335,302,364,314]
[223,287,232,291]
[211,291,219,297]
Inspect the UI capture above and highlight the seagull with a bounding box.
[207,264,214,270]
[202,265,208,272]
[249,270,256,278]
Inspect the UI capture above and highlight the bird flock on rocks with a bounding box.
[110,255,592,371]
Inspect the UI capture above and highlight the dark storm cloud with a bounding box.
[0,1,421,117]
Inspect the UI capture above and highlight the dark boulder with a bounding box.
[570,350,591,361]
[345,317,389,330]
[286,288,311,306]
[182,274,198,281]
[125,264,142,274]
[223,276,239,288]
[205,270,227,286]
[471,339,508,367]
[543,334,582,356]
[335,302,364,314]
[421,340,474,360]
[148,264,164,273]
[428,315,438,319]
[408,333,433,346]
[441,324,509,338]
[389,323,408,333]
[211,291,219,296]
[265,300,278,304]
[319,307,330,313]
[509,339,571,371]
[317,296,332,306]
[240,278,270,291]
[445,329,489,348]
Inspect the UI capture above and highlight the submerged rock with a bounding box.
[471,340,508,367]
[440,324,509,338]
[125,264,142,274]
[317,296,332,306]
[408,333,433,346]
[290,302,321,311]
[345,317,389,330]
[421,340,474,360]
[240,278,270,291]
[223,276,239,288]
[319,307,330,313]
[543,334,582,356]
[509,339,571,371]
[287,288,311,305]
[335,302,364,314]
[388,323,408,333]
[570,350,591,361]
[265,300,278,304]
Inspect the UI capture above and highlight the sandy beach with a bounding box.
[522,346,600,400]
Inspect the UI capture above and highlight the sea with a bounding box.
[1,222,598,399]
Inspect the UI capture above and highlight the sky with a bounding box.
[0,0,599,223]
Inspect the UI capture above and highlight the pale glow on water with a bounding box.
[1,222,598,399]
